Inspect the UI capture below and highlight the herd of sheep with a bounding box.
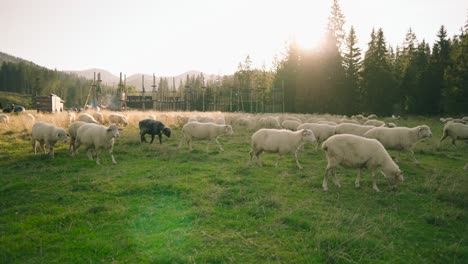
[1,110,467,192]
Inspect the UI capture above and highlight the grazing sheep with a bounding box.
[31,122,68,157]
[440,117,453,123]
[363,125,433,163]
[364,119,385,127]
[68,121,87,155]
[259,116,281,128]
[464,163,468,171]
[321,134,404,192]
[25,113,35,123]
[139,119,171,144]
[281,120,302,131]
[249,129,316,169]
[92,112,104,124]
[234,117,251,127]
[179,122,233,152]
[108,114,129,127]
[367,114,378,119]
[335,123,376,136]
[214,117,226,125]
[77,113,99,124]
[391,115,401,120]
[74,123,122,165]
[67,111,76,123]
[439,122,468,146]
[297,123,336,149]
[317,120,338,126]
[387,122,397,128]
[176,115,189,127]
[0,114,9,124]
[143,114,156,120]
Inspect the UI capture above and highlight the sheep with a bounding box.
[249,128,316,169]
[108,113,129,127]
[92,112,104,124]
[317,120,338,126]
[77,113,99,124]
[335,123,376,136]
[281,120,302,131]
[387,122,397,128]
[176,115,189,127]
[259,116,281,128]
[321,134,404,192]
[26,113,36,123]
[139,119,171,144]
[464,163,468,171]
[143,114,156,120]
[391,115,401,120]
[363,125,432,163]
[31,121,68,157]
[214,117,226,125]
[364,119,385,127]
[68,121,87,155]
[367,114,378,119]
[198,116,215,123]
[67,111,76,123]
[234,117,251,127]
[179,122,233,152]
[74,123,122,165]
[439,122,468,146]
[297,123,336,149]
[0,114,9,124]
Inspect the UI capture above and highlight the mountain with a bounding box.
[67,68,120,86]
[0,51,37,65]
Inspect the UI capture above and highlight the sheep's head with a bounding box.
[163,127,171,138]
[301,129,316,143]
[107,124,123,139]
[224,125,234,136]
[417,125,432,139]
[56,129,68,143]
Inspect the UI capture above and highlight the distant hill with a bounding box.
[67,68,120,86]
[0,51,37,65]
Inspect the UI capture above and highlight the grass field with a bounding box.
[0,112,467,263]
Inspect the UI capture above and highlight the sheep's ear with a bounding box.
[301,129,308,136]
[118,128,123,131]
[106,128,113,132]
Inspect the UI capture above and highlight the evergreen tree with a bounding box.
[343,26,362,113]
[328,0,346,52]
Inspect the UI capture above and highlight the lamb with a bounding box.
[108,113,129,127]
[364,119,385,127]
[363,125,432,163]
[297,123,336,149]
[77,113,99,124]
[321,134,404,192]
[179,122,233,152]
[74,123,122,165]
[0,114,9,124]
[68,121,87,155]
[92,112,104,124]
[31,121,68,157]
[249,128,316,169]
[335,123,376,136]
[281,120,302,131]
[139,119,171,144]
[439,122,468,146]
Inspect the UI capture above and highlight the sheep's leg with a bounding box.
[178,135,185,149]
[215,137,224,152]
[32,140,37,154]
[438,134,447,147]
[188,139,193,151]
[409,149,419,164]
[332,168,341,188]
[275,154,282,168]
[451,138,456,146]
[110,147,117,164]
[249,150,255,166]
[371,171,380,192]
[355,168,362,188]
[323,167,331,191]
[40,142,46,154]
[140,132,146,143]
[95,149,101,165]
[150,134,156,144]
[256,151,263,167]
[86,148,94,160]
[158,134,162,144]
[293,150,303,169]
[49,145,55,158]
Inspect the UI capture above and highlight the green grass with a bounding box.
[0,115,467,263]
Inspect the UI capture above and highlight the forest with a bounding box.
[0,0,467,115]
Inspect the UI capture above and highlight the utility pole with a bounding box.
[141,74,145,111]
[151,74,157,110]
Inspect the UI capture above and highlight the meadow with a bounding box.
[0,111,467,263]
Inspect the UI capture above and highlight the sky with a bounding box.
[0,0,467,77]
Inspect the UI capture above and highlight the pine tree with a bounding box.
[328,0,346,52]
[343,26,362,113]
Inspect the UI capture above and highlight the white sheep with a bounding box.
[364,119,385,127]
[143,114,156,120]
[363,125,432,163]
[108,113,129,127]
[317,120,338,126]
[259,116,281,128]
[31,121,68,157]
[179,122,233,152]
[92,112,104,124]
[464,163,468,171]
[68,121,87,155]
[335,123,376,136]
[281,120,302,131]
[234,117,251,127]
[214,117,226,125]
[297,123,336,149]
[0,114,9,124]
[249,128,316,169]
[367,114,378,119]
[74,123,122,165]
[439,122,468,146]
[25,113,36,122]
[321,134,404,192]
[67,111,76,123]
[176,115,189,127]
[77,113,99,124]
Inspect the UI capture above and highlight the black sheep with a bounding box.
[139,119,171,144]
